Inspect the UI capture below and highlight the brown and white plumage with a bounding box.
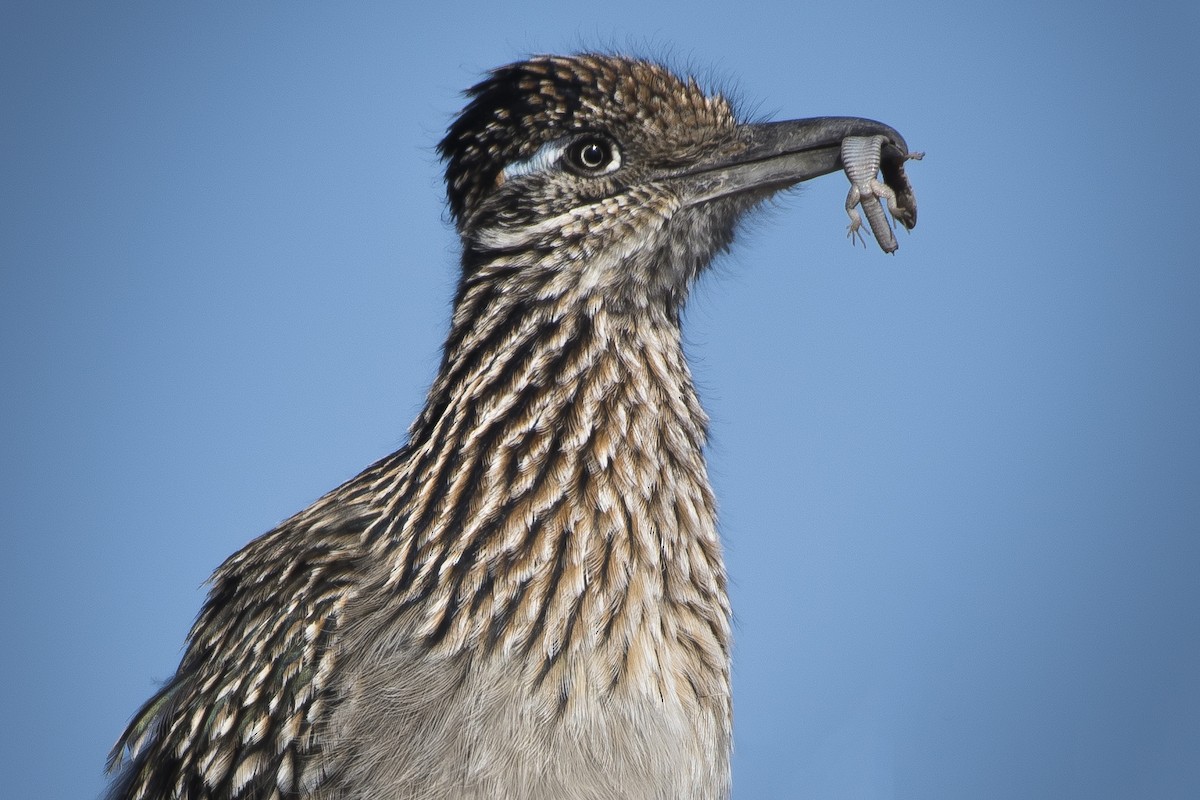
[106,54,914,800]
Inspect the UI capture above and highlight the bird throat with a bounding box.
[367,289,732,708]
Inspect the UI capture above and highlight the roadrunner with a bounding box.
[107,53,917,800]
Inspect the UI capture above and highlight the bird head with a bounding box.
[438,54,910,312]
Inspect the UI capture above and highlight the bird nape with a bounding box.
[106,53,918,800]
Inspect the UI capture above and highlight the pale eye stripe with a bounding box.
[501,142,566,182]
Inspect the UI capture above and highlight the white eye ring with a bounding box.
[499,136,622,183]
[566,137,620,174]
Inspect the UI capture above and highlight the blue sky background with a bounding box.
[3,2,1198,798]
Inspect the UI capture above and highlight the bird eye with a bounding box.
[566,137,620,175]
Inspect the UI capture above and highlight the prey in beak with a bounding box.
[677,116,922,253]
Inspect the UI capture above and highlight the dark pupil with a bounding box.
[579,141,607,169]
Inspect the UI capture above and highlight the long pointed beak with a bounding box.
[679,116,912,206]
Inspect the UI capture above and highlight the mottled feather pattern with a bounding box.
[108,491,374,799]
